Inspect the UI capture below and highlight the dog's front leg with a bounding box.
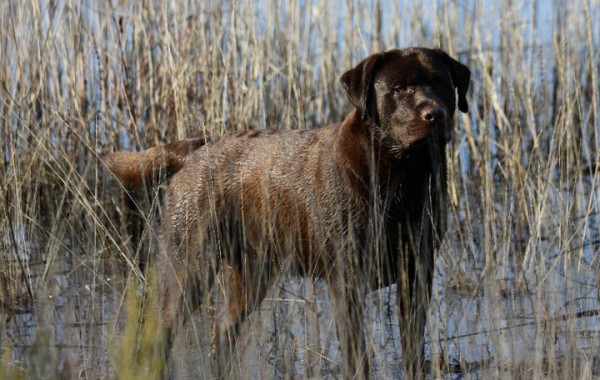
[328,274,369,380]
[398,205,436,380]
[398,251,431,380]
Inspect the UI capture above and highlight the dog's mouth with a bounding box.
[384,123,450,156]
[400,124,436,148]
[409,119,452,144]
[408,126,432,140]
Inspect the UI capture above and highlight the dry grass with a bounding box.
[1,0,599,378]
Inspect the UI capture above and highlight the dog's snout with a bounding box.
[420,104,447,122]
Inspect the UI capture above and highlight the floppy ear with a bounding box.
[437,50,471,113]
[340,53,384,120]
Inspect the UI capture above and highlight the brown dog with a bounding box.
[105,47,470,379]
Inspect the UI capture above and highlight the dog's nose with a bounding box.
[420,105,446,122]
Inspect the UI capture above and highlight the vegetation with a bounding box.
[1,0,599,378]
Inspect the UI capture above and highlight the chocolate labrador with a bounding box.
[105,47,470,379]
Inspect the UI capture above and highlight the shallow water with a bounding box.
[3,191,600,378]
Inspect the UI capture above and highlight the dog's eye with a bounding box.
[393,85,413,94]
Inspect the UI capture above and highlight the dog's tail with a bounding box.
[104,138,206,187]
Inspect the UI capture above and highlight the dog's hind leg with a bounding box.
[211,251,274,378]
[159,224,218,379]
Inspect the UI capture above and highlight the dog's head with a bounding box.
[340,47,470,152]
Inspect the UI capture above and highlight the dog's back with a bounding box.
[154,123,381,277]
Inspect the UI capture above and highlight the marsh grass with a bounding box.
[1,0,599,378]
[110,271,166,380]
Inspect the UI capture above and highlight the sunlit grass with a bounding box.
[110,271,166,380]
